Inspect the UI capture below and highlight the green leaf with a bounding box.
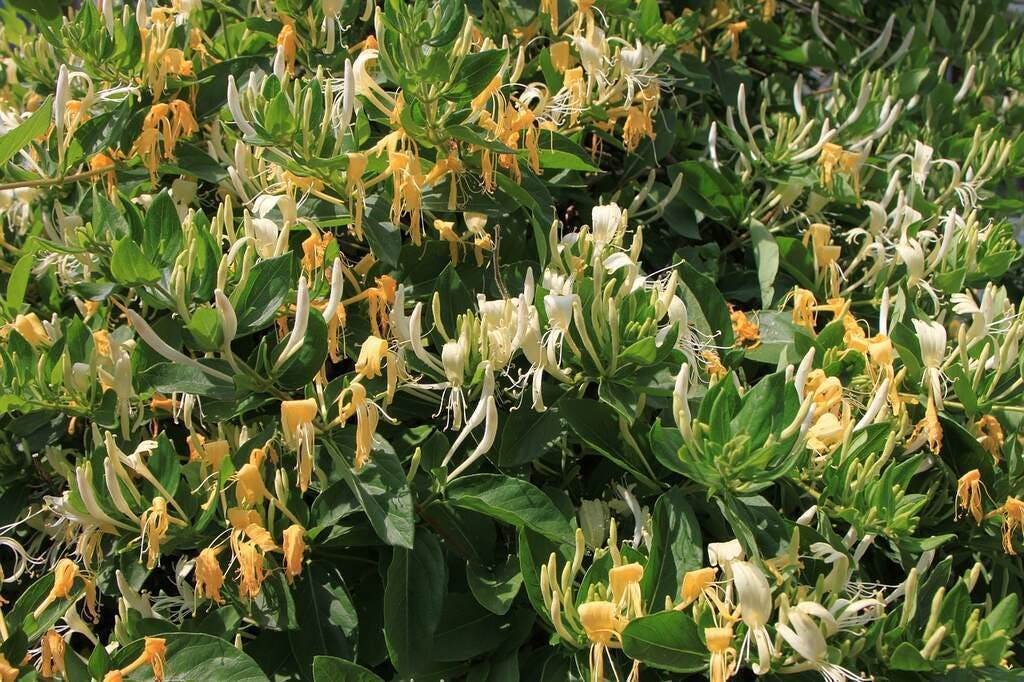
[466,556,523,615]
[889,642,934,671]
[142,362,235,399]
[325,439,415,548]
[234,255,292,335]
[313,656,384,682]
[447,474,572,543]
[110,632,268,681]
[384,528,447,677]
[560,398,656,486]
[677,261,733,347]
[534,131,600,172]
[641,489,702,610]
[185,306,224,351]
[431,593,512,661]
[0,96,52,166]
[111,236,162,285]
[750,221,779,307]
[4,253,33,313]
[143,191,183,268]
[362,212,402,268]
[620,611,706,673]
[445,50,506,104]
[497,403,563,467]
[290,564,359,679]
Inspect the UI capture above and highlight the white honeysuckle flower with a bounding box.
[274,276,310,369]
[708,539,744,569]
[542,270,573,295]
[912,319,946,371]
[591,202,624,244]
[227,75,258,137]
[672,363,693,441]
[544,294,578,332]
[778,608,868,681]
[731,560,775,674]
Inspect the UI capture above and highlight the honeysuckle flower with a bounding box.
[544,294,577,332]
[908,395,942,455]
[608,562,644,617]
[989,497,1024,555]
[706,626,738,682]
[729,307,761,349]
[673,362,694,442]
[708,540,744,576]
[32,559,82,619]
[140,496,173,568]
[806,412,846,453]
[730,560,774,674]
[274,276,310,370]
[777,608,866,681]
[232,462,269,506]
[337,382,380,470]
[227,74,258,137]
[10,312,49,347]
[679,567,717,608]
[126,309,233,382]
[974,415,1004,462]
[0,655,18,681]
[803,223,841,272]
[235,540,267,601]
[108,636,167,682]
[955,469,984,523]
[194,546,225,604]
[912,318,946,407]
[281,524,306,583]
[578,600,624,682]
[40,628,66,677]
[356,335,389,379]
[910,140,934,188]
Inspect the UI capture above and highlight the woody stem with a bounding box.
[0,165,114,191]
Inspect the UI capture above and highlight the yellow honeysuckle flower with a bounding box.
[608,562,644,617]
[32,558,80,619]
[990,497,1024,555]
[726,22,747,60]
[282,524,306,583]
[281,398,318,492]
[706,626,737,682]
[729,307,761,350]
[338,382,379,470]
[680,567,717,608]
[355,335,389,379]
[301,231,334,278]
[140,496,172,569]
[955,469,983,524]
[89,151,117,199]
[277,23,298,75]
[11,312,48,347]
[195,546,225,604]
[803,223,841,271]
[578,600,624,682]
[909,395,942,455]
[234,462,271,506]
[40,629,66,677]
[0,654,18,682]
[975,415,1004,463]
[236,540,266,601]
[227,506,262,530]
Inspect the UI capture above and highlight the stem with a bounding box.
[0,165,113,192]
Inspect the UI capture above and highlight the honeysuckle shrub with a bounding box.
[0,0,1023,679]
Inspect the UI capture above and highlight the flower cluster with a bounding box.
[0,0,1022,680]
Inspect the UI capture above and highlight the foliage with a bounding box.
[0,0,1023,680]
